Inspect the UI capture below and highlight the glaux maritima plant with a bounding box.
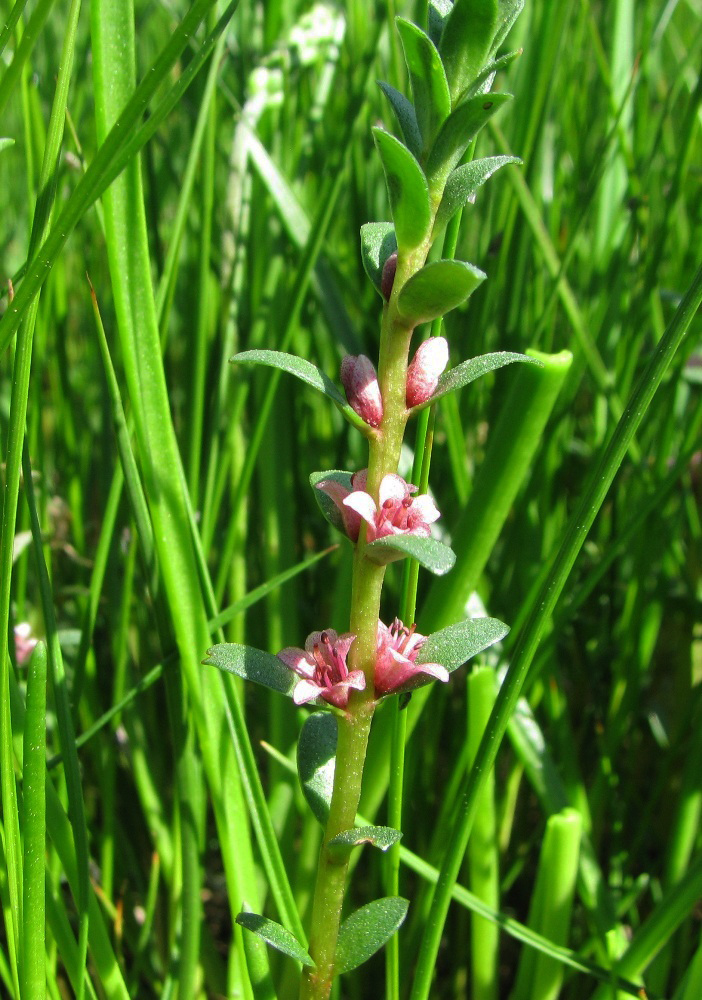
[204,1,532,996]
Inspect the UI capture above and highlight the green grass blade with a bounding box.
[409,262,702,1000]
[21,642,47,1000]
[0,0,82,985]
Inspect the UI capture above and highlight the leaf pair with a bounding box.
[236,896,409,976]
[202,618,508,724]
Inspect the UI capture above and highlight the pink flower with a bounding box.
[277,629,365,708]
[344,473,440,543]
[406,337,449,408]
[340,355,383,427]
[374,618,448,696]
[14,623,38,666]
[315,470,368,542]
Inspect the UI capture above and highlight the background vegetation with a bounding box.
[1,0,701,997]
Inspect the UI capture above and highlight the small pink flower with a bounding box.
[14,623,38,666]
[315,470,368,542]
[374,618,448,696]
[277,629,365,708]
[340,355,383,427]
[344,473,440,543]
[406,337,449,408]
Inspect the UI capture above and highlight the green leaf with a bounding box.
[412,352,541,411]
[366,534,456,575]
[230,350,368,432]
[396,18,451,154]
[309,469,354,536]
[360,222,398,296]
[426,92,513,184]
[465,48,522,100]
[492,0,525,56]
[297,712,337,825]
[427,0,452,47]
[328,826,403,857]
[203,643,297,698]
[336,897,410,975]
[377,82,423,160]
[0,137,14,153]
[440,0,499,105]
[230,349,345,406]
[373,128,431,251]
[397,259,486,325]
[434,155,521,235]
[235,912,315,967]
[418,618,509,673]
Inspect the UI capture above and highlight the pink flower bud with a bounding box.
[406,337,449,408]
[340,355,383,427]
[381,252,398,300]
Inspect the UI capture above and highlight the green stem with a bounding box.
[299,704,375,999]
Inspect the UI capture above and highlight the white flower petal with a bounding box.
[293,679,324,705]
[344,491,378,526]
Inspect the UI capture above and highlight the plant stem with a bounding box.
[299,237,432,997]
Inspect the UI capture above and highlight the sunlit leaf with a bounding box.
[397,259,486,324]
[434,156,521,235]
[335,897,409,975]
[396,18,451,153]
[418,618,509,672]
[366,534,456,575]
[412,352,540,411]
[328,825,403,857]
[235,912,314,967]
[439,0,499,105]
[426,92,513,184]
[203,643,297,698]
[373,128,431,251]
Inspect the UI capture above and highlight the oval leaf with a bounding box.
[426,92,513,184]
[417,618,509,673]
[397,259,486,325]
[396,18,451,153]
[309,469,354,536]
[335,897,409,975]
[235,912,314,967]
[297,712,338,825]
[377,83,423,160]
[230,349,345,404]
[427,0,452,47]
[412,352,541,412]
[440,0,499,105]
[434,155,521,236]
[360,222,398,295]
[203,643,297,697]
[366,534,456,575]
[231,349,368,431]
[328,825,402,857]
[372,127,430,251]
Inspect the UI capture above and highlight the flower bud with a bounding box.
[340,355,383,427]
[381,252,397,300]
[406,337,449,408]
